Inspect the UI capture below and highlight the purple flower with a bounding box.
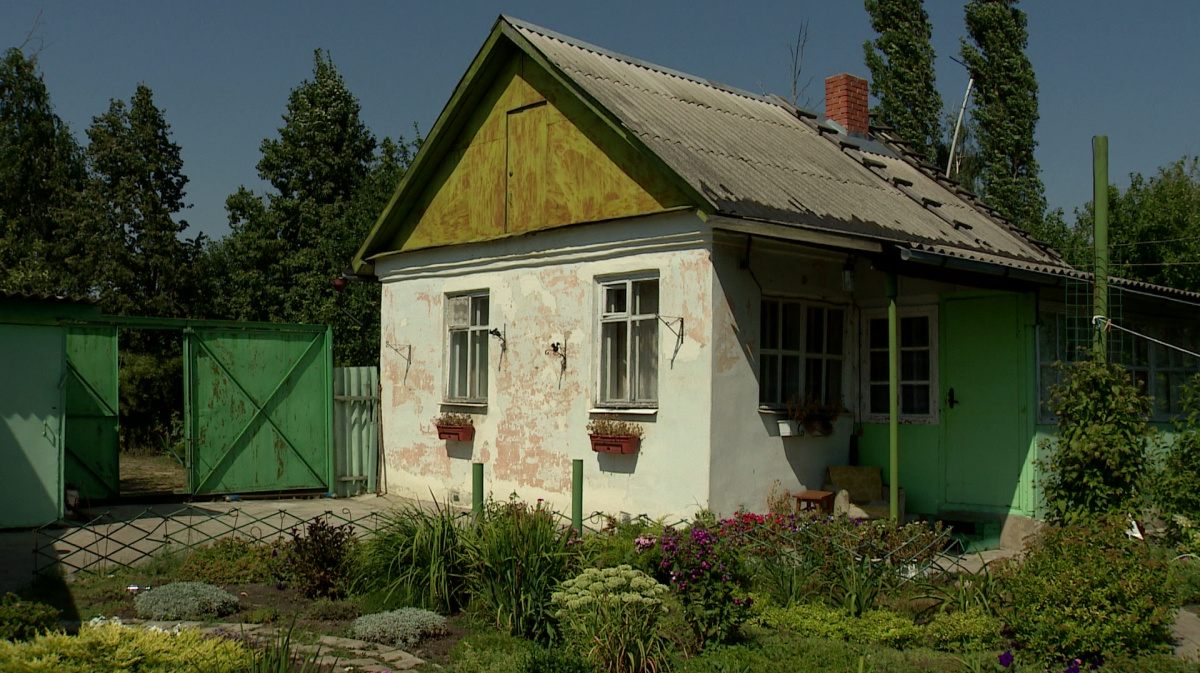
[998,650,1014,668]
[1065,659,1081,673]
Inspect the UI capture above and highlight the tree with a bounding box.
[1070,157,1200,292]
[85,84,192,317]
[0,47,88,295]
[960,0,1048,237]
[862,0,943,164]
[222,50,419,365]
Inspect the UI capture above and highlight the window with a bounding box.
[759,300,844,407]
[864,312,936,419]
[598,277,658,405]
[446,292,489,402]
[1037,312,1200,421]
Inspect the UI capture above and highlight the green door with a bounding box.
[185,327,333,495]
[941,295,1025,512]
[0,324,65,528]
[64,326,120,500]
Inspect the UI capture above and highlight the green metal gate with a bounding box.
[64,326,120,501]
[184,325,333,495]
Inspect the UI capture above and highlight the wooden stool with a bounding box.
[794,489,835,514]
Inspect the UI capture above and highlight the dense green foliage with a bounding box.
[286,517,357,599]
[1040,360,1153,524]
[133,582,240,621]
[1152,374,1200,551]
[552,565,670,673]
[960,0,1047,236]
[356,500,472,613]
[862,0,943,164]
[177,537,283,585]
[999,516,1177,664]
[0,593,61,642]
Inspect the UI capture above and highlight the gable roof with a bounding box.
[354,15,1066,275]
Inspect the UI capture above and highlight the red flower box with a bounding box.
[437,425,475,441]
[589,434,640,454]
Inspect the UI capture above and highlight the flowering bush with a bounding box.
[657,523,752,648]
[552,565,669,673]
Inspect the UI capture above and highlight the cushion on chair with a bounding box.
[825,465,883,503]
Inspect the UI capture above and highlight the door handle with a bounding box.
[948,388,958,409]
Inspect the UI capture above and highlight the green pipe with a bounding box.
[572,459,583,532]
[887,272,899,522]
[1093,135,1109,362]
[473,462,484,514]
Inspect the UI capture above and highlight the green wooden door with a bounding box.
[941,295,1024,512]
[185,327,333,495]
[0,324,65,528]
[64,326,120,500]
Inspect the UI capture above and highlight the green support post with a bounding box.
[572,459,583,532]
[473,462,484,514]
[1093,135,1109,362]
[887,273,899,522]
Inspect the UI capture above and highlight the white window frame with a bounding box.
[758,298,847,409]
[596,274,659,408]
[860,307,939,424]
[444,290,490,404]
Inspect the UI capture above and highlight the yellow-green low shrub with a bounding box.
[0,619,254,672]
[923,608,1004,652]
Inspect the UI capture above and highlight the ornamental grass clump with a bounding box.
[134,581,239,621]
[657,523,752,648]
[552,565,670,673]
[353,607,448,649]
[356,499,472,613]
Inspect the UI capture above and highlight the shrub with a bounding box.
[1000,515,1176,664]
[356,499,471,613]
[178,536,282,584]
[0,593,61,642]
[0,618,254,672]
[446,631,533,673]
[240,606,279,624]
[852,609,923,649]
[134,582,239,621]
[522,646,598,673]
[553,565,670,673]
[466,497,579,641]
[753,603,921,649]
[353,607,448,649]
[923,607,1003,652]
[1172,555,1200,606]
[287,516,356,599]
[308,597,361,621]
[658,523,752,648]
[1041,360,1153,524]
[1152,374,1200,552]
[581,517,666,577]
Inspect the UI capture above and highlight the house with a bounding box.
[352,16,1200,547]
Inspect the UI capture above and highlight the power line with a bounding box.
[1097,318,1200,360]
[1110,261,1200,267]
[1057,234,1200,250]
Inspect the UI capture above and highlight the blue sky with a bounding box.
[3,1,1198,239]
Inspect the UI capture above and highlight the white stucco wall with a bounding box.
[707,234,856,515]
[374,211,715,518]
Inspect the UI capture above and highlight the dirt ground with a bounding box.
[119,452,187,494]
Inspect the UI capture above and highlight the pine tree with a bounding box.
[960,0,1047,236]
[0,47,88,295]
[85,84,191,317]
[862,0,943,164]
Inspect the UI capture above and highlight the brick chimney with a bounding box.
[825,73,869,136]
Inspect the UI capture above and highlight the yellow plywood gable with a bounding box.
[391,53,692,252]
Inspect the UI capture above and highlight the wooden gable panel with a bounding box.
[391,53,691,253]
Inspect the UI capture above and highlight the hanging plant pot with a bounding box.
[589,434,640,454]
[436,425,475,441]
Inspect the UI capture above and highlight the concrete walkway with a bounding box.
[1176,608,1200,660]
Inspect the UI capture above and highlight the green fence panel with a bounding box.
[64,326,120,501]
[333,366,379,497]
[0,324,66,528]
[185,326,333,495]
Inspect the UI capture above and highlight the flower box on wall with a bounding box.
[589,434,640,454]
[436,424,475,441]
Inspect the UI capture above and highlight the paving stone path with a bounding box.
[126,619,426,672]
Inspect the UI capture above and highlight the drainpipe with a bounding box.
[1093,136,1109,362]
[887,273,899,522]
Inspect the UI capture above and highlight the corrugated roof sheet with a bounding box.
[510,18,1067,271]
[0,290,94,305]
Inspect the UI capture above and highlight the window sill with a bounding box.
[442,401,488,410]
[589,407,658,416]
[862,415,938,425]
